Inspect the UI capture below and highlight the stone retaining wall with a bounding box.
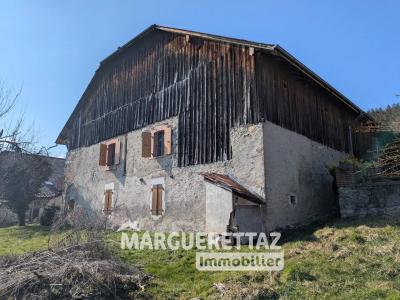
[339,181,400,218]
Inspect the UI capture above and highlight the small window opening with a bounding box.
[68,199,75,211]
[289,194,298,206]
[99,139,120,167]
[107,143,116,166]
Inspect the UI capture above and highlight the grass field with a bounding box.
[1,216,400,299]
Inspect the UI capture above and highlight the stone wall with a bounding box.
[339,181,400,218]
[65,116,350,232]
[205,182,233,233]
[64,117,265,232]
[0,206,17,227]
[263,121,346,231]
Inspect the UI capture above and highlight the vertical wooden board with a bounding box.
[99,144,107,166]
[114,139,121,165]
[151,187,158,215]
[157,184,163,214]
[142,131,152,158]
[104,190,112,211]
[103,191,106,210]
[108,190,112,210]
[164,127,172,155]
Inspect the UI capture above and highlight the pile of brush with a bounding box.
[0,248,149,299]
[0,210,150,299]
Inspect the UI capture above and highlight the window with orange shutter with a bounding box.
[99,139,121,167]
[103,189,113,215]
[107,143,116,166]
[151,184,164,216]
[143,126,172,158]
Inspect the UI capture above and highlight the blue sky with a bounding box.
[0,1,399,157]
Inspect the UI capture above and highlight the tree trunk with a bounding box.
[17,211,26,226]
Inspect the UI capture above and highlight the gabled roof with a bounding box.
[102,25,370,117]
[57,24,371,144]
[202,173,264,204]
[36,181,62,199]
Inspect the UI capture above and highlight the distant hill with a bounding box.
[368,103,400,131]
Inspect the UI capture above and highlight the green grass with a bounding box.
[0,225,51,255]
[1,217,400,299]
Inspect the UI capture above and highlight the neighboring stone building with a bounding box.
[57,25,371,233]
[0,151,65,224]
[28,156,65,221]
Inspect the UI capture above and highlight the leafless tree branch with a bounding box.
[0,82,40,154]
[0,82,21,118]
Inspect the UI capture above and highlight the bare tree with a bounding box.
[0,83,19,119]
[0,82,38,154]
[0,82,52,225]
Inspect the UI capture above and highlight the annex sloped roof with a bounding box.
[202,173,264,204]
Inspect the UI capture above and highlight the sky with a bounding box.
[0,1,399,157]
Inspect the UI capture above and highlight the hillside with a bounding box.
[0,216,399,299]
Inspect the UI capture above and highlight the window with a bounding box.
[142,126,172,158]
[103,189,113,215]
[99,139,120,167]
[107,143,116,166]
[151,184,164,216]
[154,130,165,157]
[68,199,75,211]
[289,194,298,206]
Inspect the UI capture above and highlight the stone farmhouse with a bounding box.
[56,25,371,233]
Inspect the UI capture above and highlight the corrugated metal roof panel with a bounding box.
[202,173,264,204]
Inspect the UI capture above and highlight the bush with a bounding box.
[40,206,60,226]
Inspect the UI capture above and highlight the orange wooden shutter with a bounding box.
[99,144,107,166]
[114,139,121,165]
[164,127,172,155]
[151,186,158,215]
[151,184,164,215]
[108,190,112,210]
[104,190,108,210]
[142,132,152,158]
[157,185,163,214]
[153,131,160,157]
[104,190,112,214]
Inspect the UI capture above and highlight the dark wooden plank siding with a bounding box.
[65,30,361,167]
[255,52,358,153]
[67,31,257,166]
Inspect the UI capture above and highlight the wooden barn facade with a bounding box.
[57,25,370,232]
